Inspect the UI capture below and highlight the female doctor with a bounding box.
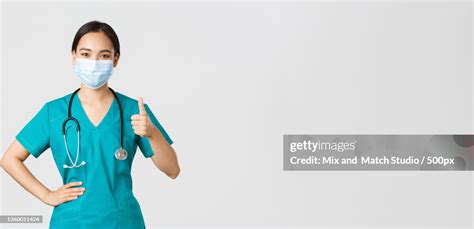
[1,20,180,228]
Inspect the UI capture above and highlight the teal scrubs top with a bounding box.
[15,90,174,228]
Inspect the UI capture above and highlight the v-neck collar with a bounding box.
[71,91,119,131]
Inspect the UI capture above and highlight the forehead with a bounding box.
[77,31,114,51]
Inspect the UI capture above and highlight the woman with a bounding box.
[2,20,180,228]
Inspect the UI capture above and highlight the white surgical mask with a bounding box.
[74,58,114,89]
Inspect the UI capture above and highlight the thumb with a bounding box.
[138,97,146,115]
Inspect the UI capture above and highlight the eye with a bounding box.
[81,53,89,57]
[102,54,110,59]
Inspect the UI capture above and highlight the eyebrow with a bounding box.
[79,48,112,53]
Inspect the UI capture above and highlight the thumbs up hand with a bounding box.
[131,97,156,138]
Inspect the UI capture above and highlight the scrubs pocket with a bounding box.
[63,163,87,186]
[53,197,80,215]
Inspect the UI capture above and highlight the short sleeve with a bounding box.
[15,103,51,158]
[137,104,174,158]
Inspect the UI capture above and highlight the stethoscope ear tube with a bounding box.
[62,117,80,135]
[62,129,81,168]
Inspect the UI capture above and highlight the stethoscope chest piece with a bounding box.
[115,147,128,160]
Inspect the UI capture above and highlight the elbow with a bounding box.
[167,167,180,179]
[2,155,12,173]
[2,154,22,174]
[154,162,180,179]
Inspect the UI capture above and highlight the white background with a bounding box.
[1,1,472,228]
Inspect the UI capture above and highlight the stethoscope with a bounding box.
[62,87,128,169]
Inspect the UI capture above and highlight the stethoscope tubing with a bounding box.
[62,87,124,168]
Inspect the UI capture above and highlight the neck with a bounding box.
[78,83,112,103]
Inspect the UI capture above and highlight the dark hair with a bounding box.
[71,20,120,56]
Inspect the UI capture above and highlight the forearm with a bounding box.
[148,126,180,178]
[2,157,51,203]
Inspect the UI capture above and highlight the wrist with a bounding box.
[39,189,51,203]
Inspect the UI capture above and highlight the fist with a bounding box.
[131,97,155,138]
